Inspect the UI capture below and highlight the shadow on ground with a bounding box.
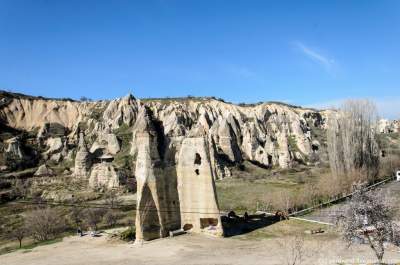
[222,213,280,237]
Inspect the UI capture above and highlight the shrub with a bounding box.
[25,208,65,241]
[84,208,106,232]
[119,227,135,242]
[104,210,123,228]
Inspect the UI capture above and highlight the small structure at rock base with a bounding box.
[98,153,114,163]
[396,170,400,181]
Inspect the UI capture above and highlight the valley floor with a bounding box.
[2,221,400,265]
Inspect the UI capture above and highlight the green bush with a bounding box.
[119,227,135,242]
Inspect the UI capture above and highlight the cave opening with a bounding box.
[194,153,202,165]
[200,218,218,229]
[183,224,193,231]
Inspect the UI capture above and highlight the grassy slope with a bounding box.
[216,161,327,212]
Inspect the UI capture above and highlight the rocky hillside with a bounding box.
[0,90,332,192]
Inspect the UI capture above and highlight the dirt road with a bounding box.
[2,231,400,265]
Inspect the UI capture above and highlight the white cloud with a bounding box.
[294,41,336,75]
[306,97,400,119]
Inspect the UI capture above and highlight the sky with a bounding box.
[0,0,399,118]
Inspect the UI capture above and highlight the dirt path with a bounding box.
[302,180,400,224]
[2,232,400,265]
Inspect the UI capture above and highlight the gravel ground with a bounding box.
[2,231,400,265]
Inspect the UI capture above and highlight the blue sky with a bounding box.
[1,0,399,118]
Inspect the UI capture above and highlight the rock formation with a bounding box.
[88,162,121,189]
[34,164,54,176]
[74,132,92,179]
[44,137,69,162]
[102,94,139,129]
[90,130,120,155]
[0,91,330,172]
[133,107,180,242]
[378,119,400,134]
[5,137,24,159]
[215,118,242,163]
[177,124,223,236]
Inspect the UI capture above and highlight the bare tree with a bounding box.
[104,190,122,208]
[69,206,83,229]
[274,190,293,214]
[104,210,121,228]
[338,184,398,264]
[79,96,92,102]
[11,179,29,199]
[84,208,106,232]
[25,207,65,241]
[9,225,26,248]
[327,100,380,184]
[279,235,306,265]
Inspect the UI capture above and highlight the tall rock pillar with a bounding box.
[134,107,180,242]
[177,125,224,236]
[74,132,91,179]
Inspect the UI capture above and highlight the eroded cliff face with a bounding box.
[0,91,327,178]
[143,98,325,173]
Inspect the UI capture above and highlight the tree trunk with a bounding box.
[366,234,384,264]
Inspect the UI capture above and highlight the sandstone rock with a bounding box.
[134,107,180,242]
[0,92,328,171]
[144,99,323,170]
[161,111,188,137]
[176,124,223,236]
[102,94,138,129]
[90,131,120,155]
[88,162,122,189]
[276,130,292,168]
[241,122,272,166]
[215,118,242,163]
[74,133,92,179]
[44,137,69,162]
[5,137,24,159]
[34,164,54,176]
[378,119,400,134]
[45,137,63,154]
